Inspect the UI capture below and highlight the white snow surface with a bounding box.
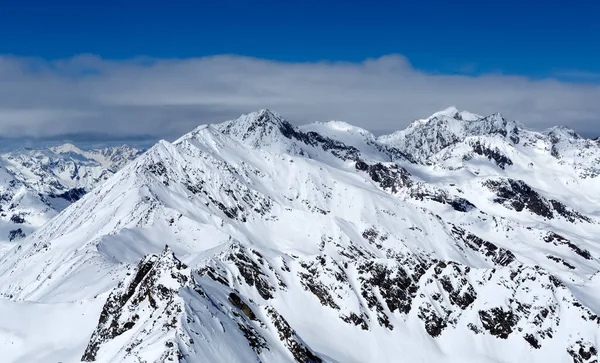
[0,144,143,244]
[0,108,599,362]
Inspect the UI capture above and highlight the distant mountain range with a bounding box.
[0,108,599,363]
[0,144,143,244]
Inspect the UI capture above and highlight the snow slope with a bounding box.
[0,144,143,244]
[0,109,599,362]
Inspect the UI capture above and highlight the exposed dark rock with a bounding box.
[227,246,276,300]
[418,303,447,337]
[82,247,188,362]
[484,178,592,223]
[297,256,375,330]
[298,259,341,310]
[549,199,592,223]
[567,340,598,363]
[208,195,246,221]
[433,262,477,309]
[355,160,413,193]
[409,185,476,212]
[448,198,477,212]
[237,322,269,354]
[226,290,270,353]
[197,265,229,286]
[467,323,482,334]
[450,225,515,266]
[266,306,323,363]
[550,144,561,158]
[484,179,553,218]
[357,259,428,330]
[336,241,376,260]
[478,307,519,339]
[362,227,388,249]
[146,162,169,186]
[49,187,87,202]
[471,141,513,169]
[546,255,576,269]
[8,228,25,241]
[524,333,541,349]
[229,292,259,322]
[184,180,204,195]
[544,232,592,260]
[10,214,25,224]
[362,228,379,242]
[340,312,369,330]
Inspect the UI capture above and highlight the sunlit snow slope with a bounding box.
[0,144,143,245]
[0,108,599,363]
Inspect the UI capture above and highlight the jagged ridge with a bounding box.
[1,108,600,363]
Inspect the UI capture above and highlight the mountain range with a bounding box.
[0,107,599,363]
[0,144,143,245]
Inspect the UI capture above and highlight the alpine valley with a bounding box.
[0,107,599,363]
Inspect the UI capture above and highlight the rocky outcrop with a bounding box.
[266,306,323,363]
[469,140,513,169]
[81,246,189,362]
[355,159,413,193]
[7,228,25,241]
[409,183,476,212]
[484,178,591,222]
[450,224,516,266]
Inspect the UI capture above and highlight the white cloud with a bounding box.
[0,54,599,141]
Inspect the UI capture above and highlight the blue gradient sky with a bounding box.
[1,0,599,80]
[0,0,599,143]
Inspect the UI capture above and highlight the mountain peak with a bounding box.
[244,108,285,125]
[50,142,85,155]
[257,108,278,117]
[404,107,484,130]
[222,109,287,129]
[488,111,505,120]
[431,106,460,119]
[212,109,297,149]
[547,125,582,141]
[428,106,482,122]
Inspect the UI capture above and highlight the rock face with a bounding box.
[82,246,189,362]
[2,108,600,363]
[484,178,591,222]
[469,140,514,169]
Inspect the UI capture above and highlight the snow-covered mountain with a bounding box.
[0,144,143,244]
[0,108,599,363]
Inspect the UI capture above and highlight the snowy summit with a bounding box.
[0,108,599,363]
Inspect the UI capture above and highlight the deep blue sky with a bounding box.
[1,0,599,80]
